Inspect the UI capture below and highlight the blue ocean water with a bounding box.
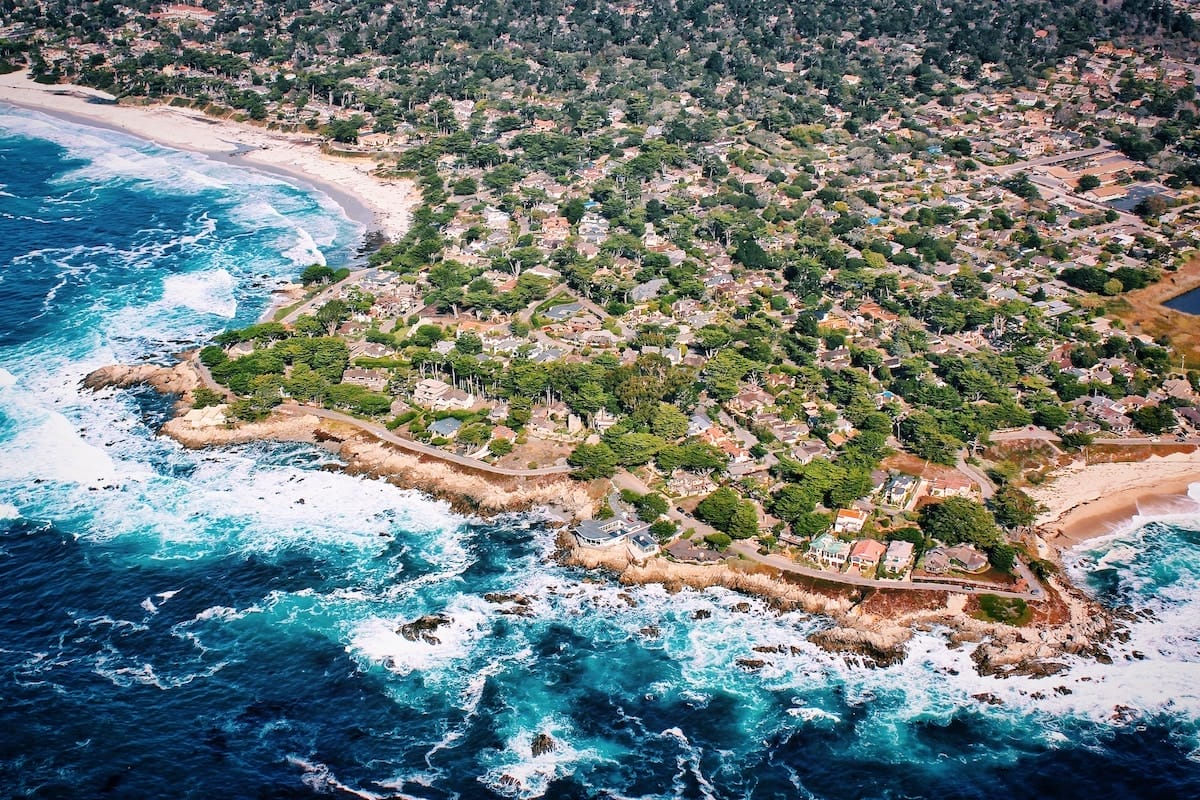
[1,106,1199,800]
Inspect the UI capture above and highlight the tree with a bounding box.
[918,497,1001,548]
[300,263,336,285]
[488,437,513,456]
[989,486,1039,529]
[1130,404,1176,435]
[696,487,741,531]
[649,519,677,542]
[728,502,760,539]
[704,532,732,551]
[650,403,689,440]
[634,493,669,522]
[567,442,618,479]
[315,299,349,336]
[1076,174,1101,191]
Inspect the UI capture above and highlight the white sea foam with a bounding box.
[159,268,238,318]
[349,595,493,676]
[287,756,395,800]
[0,368,15,389]
[282,225,326,267]
[0,502,19,519]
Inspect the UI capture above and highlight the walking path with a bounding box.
[274,403,574,477]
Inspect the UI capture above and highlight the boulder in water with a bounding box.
[531,733,555,757]
[397,614,450,645]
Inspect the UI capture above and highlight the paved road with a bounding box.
[956,455,996,500]
[275,403,574,477]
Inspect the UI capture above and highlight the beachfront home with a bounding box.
[883,540,915,573]
[628,532,660,561]
[575,517,626,548]
[808,533,850,568]
[849,539,886,568]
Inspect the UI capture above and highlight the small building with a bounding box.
[832,508,868,534]
[928,473,975,498]
[923,546,950,573]
[884,474,918,506]
[575,517,626,548]
[342,368,389,393]
[946,544,988,573]
[628,532,660,561]
[883,540,915,573]
[427,417,462,440]
[808,533,850,567]
[849,539,886,568]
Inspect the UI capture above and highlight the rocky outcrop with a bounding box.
[807,625,912,668]
[397,614,451,645]
[530,733,555,757]
[563,542,855,617]
[83,362,201,395]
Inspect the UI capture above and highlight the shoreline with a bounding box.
[1028,453,1200,548]
[0,71,417,242]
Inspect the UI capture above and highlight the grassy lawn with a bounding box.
[975,594,1032,626]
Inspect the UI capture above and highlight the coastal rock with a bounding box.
[531,733,555,757]
[83,362,201,395]
[808,626,910,668]
[397,614,450,645]
[735,658,766,671]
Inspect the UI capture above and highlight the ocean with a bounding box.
[1,105,1198,799]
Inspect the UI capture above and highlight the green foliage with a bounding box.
[191,387,224,409]
[918,497,1001,549]
[976,594,1030,626]
[634,493,670,522]
[704,532,733,551]
[695,487,741,530]
[1130,404,1177,435]
[488,437,514,456]
[649,519,677,542]
[567,442,618,479]
[300,263,337,285]
[989,486,1039,529]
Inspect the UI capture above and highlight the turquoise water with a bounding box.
[1,105,1199,798]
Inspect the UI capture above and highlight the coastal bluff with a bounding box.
[82,360,596,517]
[565,540,1116,680]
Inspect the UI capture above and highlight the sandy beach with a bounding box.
[0,71,417,241]
[1028,452,1200,548]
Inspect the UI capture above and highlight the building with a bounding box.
[341,368,389,393]
[849,539,886,568]
[628,532,660,561]
[808,533,850,567]
[412,378,474,410]
[946,544,988,572]
[427,417,462,440]
[832,508,868,534]
[575,517,626,548]
[883,540,914,573]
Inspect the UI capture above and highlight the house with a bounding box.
[883,540,915,573]
[923,546,951,573]
[413,378,453,406]
[849,539,886,568]
[575,517,626,547]
[945,544,988,572]
[808,533,850,567]
[927,473,975,498]
[884,474,918,506]
[832,508,868,534]
[427,417,462,440]
[341,368,389,393]
[628,532,660,561]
